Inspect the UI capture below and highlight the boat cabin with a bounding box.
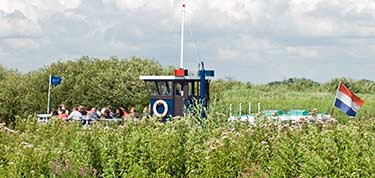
[140,66,214,118]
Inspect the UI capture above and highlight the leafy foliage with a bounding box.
[1,57,375,124]
[0,70,31,124]
[1,115,375,177]
[210,77,375,121]
[2,59,375,177]
[267,78,320,91]
[0,57,167,123]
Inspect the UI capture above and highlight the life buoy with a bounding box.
[153,100,168,118]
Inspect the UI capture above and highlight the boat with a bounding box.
[139,4,214,119]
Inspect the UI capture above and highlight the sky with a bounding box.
[1,0,375,83]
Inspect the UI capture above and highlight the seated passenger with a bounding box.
[129,107,140,119]
[120,107,128,118]
[68,107,82,120]
[58,109,68,120]
[79,106,87,116]
[103,109,113,119]
[89,107,100,120]
[50,108,59,116]
[114,108,124,119]
[142,106,150,118]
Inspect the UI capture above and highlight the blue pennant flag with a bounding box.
[50,75,62,86]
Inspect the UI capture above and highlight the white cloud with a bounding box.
[207,0,266,22]
[109,39,140,52]
[3,38,40,50]
[286,46,319,58]
[108,0,169,10]
[293,16,337,36]
[287,0,375,37]
[288,0,328,14]
[0,0,80,22]
[1,0,375,83]
[0,10,42,38]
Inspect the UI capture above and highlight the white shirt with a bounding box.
[68,111,82,120]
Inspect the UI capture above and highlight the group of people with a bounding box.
[50,105,148,122]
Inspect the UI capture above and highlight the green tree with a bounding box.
[0,71,29,123]
[0,56,171,123]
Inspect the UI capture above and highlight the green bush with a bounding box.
[2,58,375,124]
[2,114,375,177]
[0,57,168,123]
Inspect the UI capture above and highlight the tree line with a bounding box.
[1,56,374,123]
[0,56,172,124]
[211,77,375,94]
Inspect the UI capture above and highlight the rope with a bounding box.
[186,14,202,64]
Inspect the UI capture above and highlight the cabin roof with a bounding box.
[139,75,203,81]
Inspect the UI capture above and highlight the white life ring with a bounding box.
[153,100,168,118]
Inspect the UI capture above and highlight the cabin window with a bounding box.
[175,82,183,96]
[157,81,171,96]
[146,81,159,96]
[188,82,195,96]
[195,81,200,96]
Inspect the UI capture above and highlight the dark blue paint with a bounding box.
[51,75,62,85]
[334,99,357,117]
[150,99,174,117]
[200,62,206,118]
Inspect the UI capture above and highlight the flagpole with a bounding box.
[330,81,341,118]
[180,4,185,69]
[47,74,52,114]
[329,107,335,119]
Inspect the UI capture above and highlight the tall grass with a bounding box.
[1,112,375,177]
[214,88,375,121]
[1,87,374,177]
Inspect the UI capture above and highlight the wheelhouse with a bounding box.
[139,5,214,118]
[140,75,210,117]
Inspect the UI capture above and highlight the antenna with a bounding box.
[180,4,186,69]
[248,102,251,115]
[239,103,242,116]
[258,102,261,113]
[229,104,232,117]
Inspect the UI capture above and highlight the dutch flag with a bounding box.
[334,82,364,117]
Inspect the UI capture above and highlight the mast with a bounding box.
[180,4,186,69]
[47,74,52,114]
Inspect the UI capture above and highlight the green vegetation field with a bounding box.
[2,109,375,177]
[1,57,375,177]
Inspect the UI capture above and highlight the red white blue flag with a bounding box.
[334,82,364,117]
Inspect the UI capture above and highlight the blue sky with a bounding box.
[1,0,375,83]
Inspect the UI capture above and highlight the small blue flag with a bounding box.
[51,75,62,86]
